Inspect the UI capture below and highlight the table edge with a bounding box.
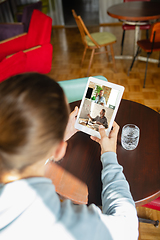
[135,191,160,207]
[107,11,160,22]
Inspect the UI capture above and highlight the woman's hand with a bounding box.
[90,122,119,154]
[64,106,79,142]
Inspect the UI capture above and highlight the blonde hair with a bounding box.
[0,73,69,171]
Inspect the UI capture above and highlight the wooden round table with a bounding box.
[107,1,160,57]
[107,2,160,22]
[45,99,160,207]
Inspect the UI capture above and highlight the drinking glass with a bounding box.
[121,124,140,150]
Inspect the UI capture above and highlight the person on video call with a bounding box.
[0,73,138,240]
[94,90,106,106]
[88,109,108,129]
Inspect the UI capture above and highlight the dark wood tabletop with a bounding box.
[115,99,160,206]
[53,99,160,207]
[107,2,160,22]
[45,99,160,207]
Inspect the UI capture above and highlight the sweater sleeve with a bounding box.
[58,152,139,240]
[99,152,139,239]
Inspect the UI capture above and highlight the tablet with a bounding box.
[75,77,124,139]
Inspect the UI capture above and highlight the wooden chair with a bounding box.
[72,9,117,77]
[128,21,160,88]
[121,0,151,55]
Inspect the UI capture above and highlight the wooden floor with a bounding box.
[137,207,160,240]
[47,25,160,113]
[47,25,160,239]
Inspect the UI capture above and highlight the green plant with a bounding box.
[91,96,96,100]
[91,85,103,101]
[95,85,103,94]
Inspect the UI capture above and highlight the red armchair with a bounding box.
[0,1,42,41]
[0,9,53,82]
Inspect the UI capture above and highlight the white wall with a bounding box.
[99,0,123,24]
[15,0,64,25]
[15,0,123,25]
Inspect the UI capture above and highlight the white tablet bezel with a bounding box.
[75,77,124,139]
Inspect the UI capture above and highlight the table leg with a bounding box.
[115,22,140,60]
[114,23,159,63]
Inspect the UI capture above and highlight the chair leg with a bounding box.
[139,217,159,227]
[143,52,150,88]
[110,44,117,72]
[158,52,160,68]
[87,49,95,77]
[146,29,149,40]
[121,30,125,55]
[128,46,140,76]
[81,47,87,67]
[105,46,110,62]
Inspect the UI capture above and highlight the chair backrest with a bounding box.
[72,9,99,48]
[26,9,52,49]
[150,22,160,43]
[21,1,42,32]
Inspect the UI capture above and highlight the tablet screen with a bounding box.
[75,77,124,138]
